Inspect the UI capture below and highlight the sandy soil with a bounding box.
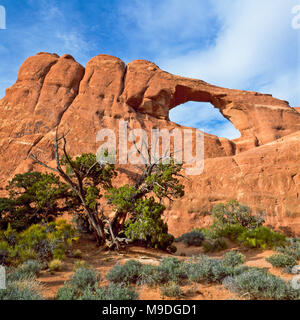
[37,237,298,300]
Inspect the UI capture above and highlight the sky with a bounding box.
[0,0,299,139]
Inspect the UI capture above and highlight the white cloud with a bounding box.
[121,0,299,137]
[158,0,299,105]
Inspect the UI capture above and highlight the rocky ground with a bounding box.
[37,236,297,300]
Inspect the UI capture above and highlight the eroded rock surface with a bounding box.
[0,53,299,235]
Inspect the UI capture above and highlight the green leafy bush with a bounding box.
[202,237,228,253]
[0,220,77,266]
[266,254,297,269]
[237,226,287,249]
[0,172,71,231]
[223,251,246,267]
[124,198,175,251]
[211,200,265,231]
[176,230,205,246]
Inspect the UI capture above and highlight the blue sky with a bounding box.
[0,0,299,139]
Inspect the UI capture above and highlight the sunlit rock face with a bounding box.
[0,53,299,235]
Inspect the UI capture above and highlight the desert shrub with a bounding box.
[0,278,43,300]
[202,237,228,253]
[161,282,183,299]
[223,251,246,267]
[217,224,246,241]
[0,172,72,231]
[73,260,90,270]
[124,198,175,251]
[136,264,159,286]
[57,267,138,300]
[72,249,83,259]
[154,257,187,284]
[0,220,77,266]
[277,239,300,260]
[185,255,231,283]
[106,260,142,284]
[48,259,63,273]
[266,254,297,269]
[56,285,78,300]
[176,230,205,246]
[80,283,139,300]
[237,226,287,249]
[69,267,100,292]
[224,268,299,300]
[211,200,265,231]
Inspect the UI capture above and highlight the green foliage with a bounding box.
[0,172,71,231]
[106,260,143,284]
[80,283,139,300]
[57,266,138,300]
[0,220,77,266]
[69,267,100,292]
[176,230,205,246]
[217,224,246,241]
[0,278,43,300]
[161,282,183,299]
[106,159,184,251]
[155,257,187,284]
[237,226,287,249]
[224,268,300,300]
[202,237,228,253]
[1,262,43,300]
[125,198,175,251]
[277,239,300,260]
[185,255,231,283]
[211,200,264,231]
[223,251,246,267]
[266,254,297,269]
[7,260,42,281]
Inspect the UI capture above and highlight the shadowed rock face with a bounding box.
[0,53,299,235]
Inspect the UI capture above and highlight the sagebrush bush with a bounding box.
[223,251,246,267]
[106,260,142,284]
[277,239,300,260]
[155,257,187,284]
[136,264,159,286]
[224,268,300,300]
[80,283,139,300]
[69,267,100,292]
[185,255,231,283]
[56,267,138,300]
[266,254,297,269]
[0,278,43,300]
[161,282,183,299]
[176,230,205,246]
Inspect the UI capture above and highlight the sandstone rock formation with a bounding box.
[0,53,299,236]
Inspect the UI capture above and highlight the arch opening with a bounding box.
[169,101,241,140]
